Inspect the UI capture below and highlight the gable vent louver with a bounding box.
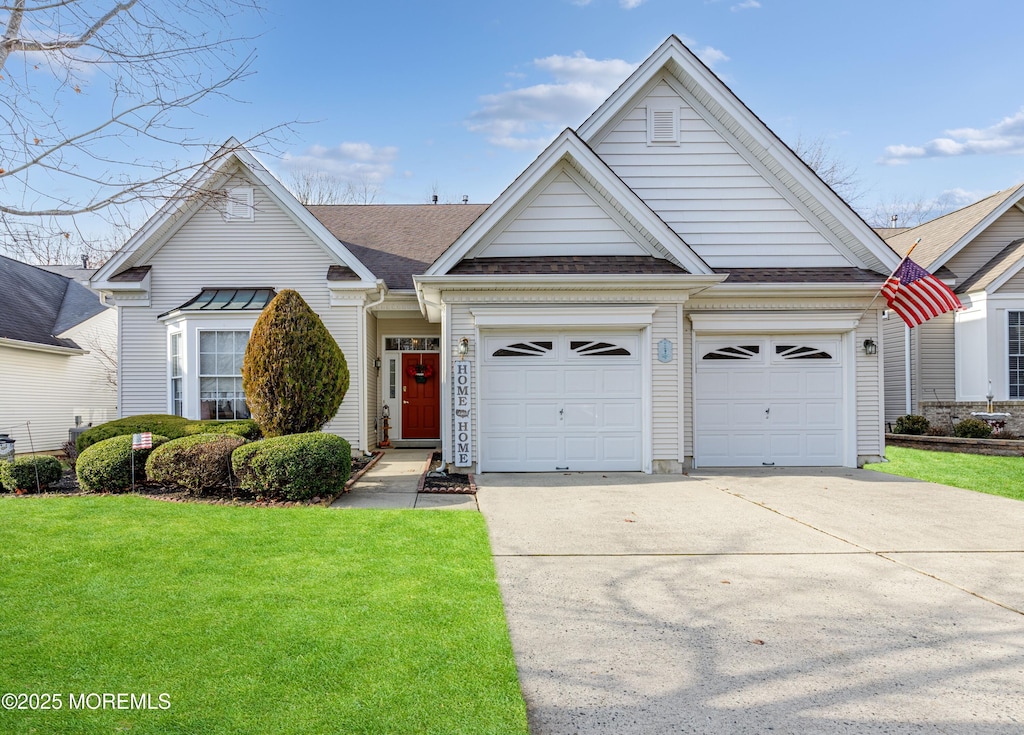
[648,107,679,145]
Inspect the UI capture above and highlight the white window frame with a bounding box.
[1009,310,1024,400]
[164,314,259,420]
[170,331,184,416]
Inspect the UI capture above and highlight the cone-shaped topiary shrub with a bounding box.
[146,433,247,494]
[0,455,63,492]
[242,289,349,437]
[77,434,169,492]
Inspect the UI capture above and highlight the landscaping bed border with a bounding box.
[885,433,1024,457]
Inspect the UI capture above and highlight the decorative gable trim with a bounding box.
[425,129,712,277]
[577,35,901,275]
[92,138,378,287]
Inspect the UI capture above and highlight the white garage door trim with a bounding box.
[693,333,855,468]
[477,329,651,473]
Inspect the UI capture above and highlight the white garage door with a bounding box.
[695,336,845,467]
[480,332,644,472]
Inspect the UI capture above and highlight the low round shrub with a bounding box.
[953,418,993,439]
[146,433,247,494]
[77,415,189,452]
[925,425,951,437]
[76,434,169,492]
[182,419,261,441]
[992,429,1018,440]
[231,432,351,501]
[893,414,930,435]
[77,415,260,453]
[0,456,63,492]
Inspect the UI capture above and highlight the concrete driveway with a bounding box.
[477,468,1024,734]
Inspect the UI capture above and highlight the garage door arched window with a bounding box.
[570,340,631,356]
[702,345,760,360]
[774,345,833,360]
[492,341,553,357]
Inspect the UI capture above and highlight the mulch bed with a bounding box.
[419,452,476,494]
[6,452,385,507]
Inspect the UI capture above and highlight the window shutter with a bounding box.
[647,107,679,145]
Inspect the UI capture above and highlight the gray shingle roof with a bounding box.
[0,255,108,348]
[306,204,488,289]
[718,267,885,284]
[883,185,1023,268]
[448,255,688,275]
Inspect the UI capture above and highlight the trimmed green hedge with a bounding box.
[953,418,993,439]
[231,432,352,501]
[77,434,169,493]
[77,415,259,452]
[0,456,63,492]
[146,433,247,494]
[893,415,930,435]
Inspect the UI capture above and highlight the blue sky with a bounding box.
[191,0,1023,221]
[21,0,1024,236]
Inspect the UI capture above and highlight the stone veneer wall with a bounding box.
[919,401,1024,435]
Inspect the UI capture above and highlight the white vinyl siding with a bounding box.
[882,312,909,423]
[651,305,681,463]
[366,312,379,447]
[118,169,361,444]
[917,311,955,401]
[856,311,884,459]
[0,309,118,452]
[996,269,1024,293]
[594,80,848,269]
[471,167,646,259]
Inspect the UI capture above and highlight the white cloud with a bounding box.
[619,0,646,8]
[280,141,399,184]
[467,51,638,150]
[881,109,1024,164]
[731,0,761,10]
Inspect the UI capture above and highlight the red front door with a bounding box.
[401,353,440,439]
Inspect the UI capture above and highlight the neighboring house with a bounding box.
[0,255,118,452]
[92,36,900,471]
[882,184,1024,433]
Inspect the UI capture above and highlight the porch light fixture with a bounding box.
[862,338,877,356]
[373,357,381,370]
[457,337,469,359]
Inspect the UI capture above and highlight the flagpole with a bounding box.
[857,238,921,322]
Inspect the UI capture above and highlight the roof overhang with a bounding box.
[0,337,87,356]
[413,273,725,322]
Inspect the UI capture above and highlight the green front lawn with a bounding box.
[865,445,1024,501]
[0,496,527,734]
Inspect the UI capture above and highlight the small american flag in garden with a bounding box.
[131,432,153,450]
[881,256,963,328]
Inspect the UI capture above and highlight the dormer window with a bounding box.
[224,186,254,221]
[647,106,680,145]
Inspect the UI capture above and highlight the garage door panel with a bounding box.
[696,334,845,467]
[805,371,841,396]
[481,331,643,472]
[524,369,560,395]
[483,402,522,429]
[482,368,523,395]
[524,436,559,462]
[805,401,841,427]
[603,402,640,428]
[525,403,560,429]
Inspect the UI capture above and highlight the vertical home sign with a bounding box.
[453,359,472,467]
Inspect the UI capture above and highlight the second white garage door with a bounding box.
[694,336,846,467]
[480,332,644,472]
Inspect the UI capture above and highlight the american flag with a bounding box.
[881,257,963,328]
[131,432,153,450]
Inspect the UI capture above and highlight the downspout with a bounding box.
[904,324,912,415]
[358,280,387,452]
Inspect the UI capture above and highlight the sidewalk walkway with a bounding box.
[330,448,477,510]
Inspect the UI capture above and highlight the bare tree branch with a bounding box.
[287,167,382,206]
[0,0,288,249]
[791,134,865,207]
